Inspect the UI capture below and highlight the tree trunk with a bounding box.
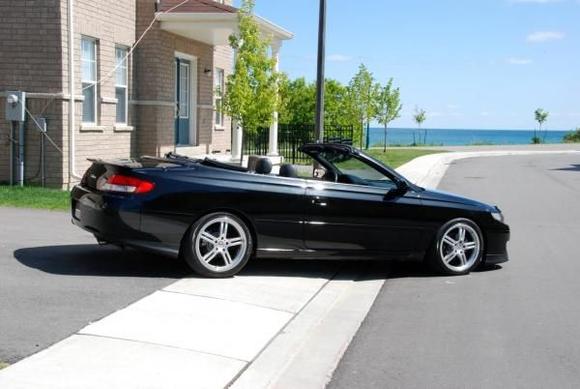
[365,121,370,150]
[359,120,364,148]
[383,123,388,153]
[542,123,547,143]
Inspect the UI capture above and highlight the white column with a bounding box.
[268,41,281,156]
[231,119,243,161]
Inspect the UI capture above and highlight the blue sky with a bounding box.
[235,0,579,130]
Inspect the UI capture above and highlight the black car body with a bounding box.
[71,144,509,277]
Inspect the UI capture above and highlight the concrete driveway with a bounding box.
[0,207,191,364]
[329,153,580,388]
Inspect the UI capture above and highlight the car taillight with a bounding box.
[97,174,155,194]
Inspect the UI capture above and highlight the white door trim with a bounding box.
[175,51,198,145]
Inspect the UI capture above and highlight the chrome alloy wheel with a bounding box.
[439,222,481,273]
[194,216,248,273]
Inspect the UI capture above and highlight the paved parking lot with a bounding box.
[0,208,191,364]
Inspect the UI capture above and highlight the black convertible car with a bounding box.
[71,143,509,277]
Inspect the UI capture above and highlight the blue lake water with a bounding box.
[367,128,570,146]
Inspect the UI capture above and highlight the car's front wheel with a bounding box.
[183,212,253,278]
[430,218,484,275]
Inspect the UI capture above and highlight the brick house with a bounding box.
[0,0,292,188]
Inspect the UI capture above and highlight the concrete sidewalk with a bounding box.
[1,146,579,389]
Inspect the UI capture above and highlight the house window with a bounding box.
[81,36,97,124]
[115,46,129,124]
[214,68,224,127]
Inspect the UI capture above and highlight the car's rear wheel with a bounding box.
[430,218,484,275]
[183,212,253,278]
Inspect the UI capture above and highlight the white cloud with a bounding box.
[527,31,566,43]
[327,54,352,62]
[506,57,533,65]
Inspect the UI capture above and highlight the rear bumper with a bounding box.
[71,185,142,242]
[484,228,510,264]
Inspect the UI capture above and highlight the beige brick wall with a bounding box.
[135,0,234,158]
[213,0,234,155]
[1,0,236,186]
[69,0,136,176]
[0,0,64,185]
[212,44,233,154]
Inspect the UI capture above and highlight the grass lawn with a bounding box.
[364,148,445,168]
[0,185,70,211]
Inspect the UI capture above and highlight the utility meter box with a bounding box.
[5,91,26,122]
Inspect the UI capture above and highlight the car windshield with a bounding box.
[314,149,397,189]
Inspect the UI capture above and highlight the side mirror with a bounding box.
[385,180,409,199]
[396,180,409,193]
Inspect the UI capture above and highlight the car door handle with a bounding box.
[312,197,328,207]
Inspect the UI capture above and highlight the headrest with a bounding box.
[279,164,298,178]
[255,158,273,175]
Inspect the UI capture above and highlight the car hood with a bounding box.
[419,188,495,211]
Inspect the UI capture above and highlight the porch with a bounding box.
[134,1,293,160]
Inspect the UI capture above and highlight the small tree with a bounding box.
[223,0,279,143]
[278,76,316,125]
[349,64,379,149]
[563,128,580,143]
[414,108,427,145]
[375,79,402,152]
[534,108,549,144]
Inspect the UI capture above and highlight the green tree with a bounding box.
[414,108,427,145]
[223,0,279,135]
[278,76,316,124]
[278,76,361,138]
[563,128,580,143]
[534,108,549,144]
[324,79,359,130]
[349,64,379,149]
[375,79,402,152]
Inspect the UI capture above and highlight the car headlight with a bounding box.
[491,207,504,223]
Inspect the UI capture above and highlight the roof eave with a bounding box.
[156,12,294,43]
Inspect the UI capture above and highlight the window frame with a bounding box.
[214,68,225,128]
[115,45,129,125]
[81,36,98,125]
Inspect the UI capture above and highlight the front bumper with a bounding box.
[484,228,510,264]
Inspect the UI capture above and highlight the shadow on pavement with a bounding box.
[384,261,503,279]
[13,245,345,280]
[553,164,580,172]
[14,245,499,281]
[14,245,191,278]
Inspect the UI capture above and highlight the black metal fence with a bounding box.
[244,123,354,165]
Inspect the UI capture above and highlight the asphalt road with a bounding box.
[0,208,191,365]
[329,154,580,388]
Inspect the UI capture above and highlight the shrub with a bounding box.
[563,128,580,143]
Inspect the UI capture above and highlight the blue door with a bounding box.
[175,58,191,145]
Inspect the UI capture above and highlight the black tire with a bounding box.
[182,212,253,278]
[429,218,484,275]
